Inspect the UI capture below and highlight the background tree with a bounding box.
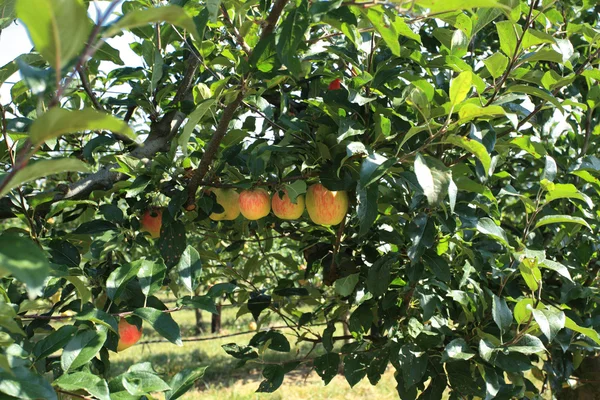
[1,0,600,398]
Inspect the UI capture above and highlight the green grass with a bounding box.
[110,306,399,399]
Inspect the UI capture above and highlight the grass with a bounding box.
[110,306,399,399]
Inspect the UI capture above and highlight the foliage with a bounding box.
[1,0,600,398]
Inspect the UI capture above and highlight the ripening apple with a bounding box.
[140,208,162,238]
[272,189,305,220]
[208,188,240,221]
[305,183,349,226]
[328,78,341,90]
[117,318,143,352]
[239,188,271,220]
[248,321,257,331]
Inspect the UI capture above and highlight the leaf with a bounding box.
[134,307,183,346]
[61,328,108,372]
[507,334,545,354]
[534,215,591,230]
[442,339,475,362]
[483,52,509,79]
[359,152,396,188]
[0,234,50,298]
[0,366,57,400]
[249,331,290,352]
[457,104,505,122]
[476,217,510,247]
[422,253,450,282]
[449,70,472,106]
[544,183,593,209]
[284,180,306,204]
[248,293,271,321]
[106,260,144,301]
[165,367,208,400]
[122,371,171,396]
[314,353,340,385]
[357,183,378,237]
[176,246,202,294]
[565,317,600,345]
[445,135,491,175]
[366,254,395,297]
[532,308,564,342]
[73,220,117,235]
[75,307,118,333]
[539,259,572,281]
[104,5,199,38]
[33,325,78,360]
[361,8,400,56]
[29,108,133,145]
[496,20,520,57]
[176,295,218,314]
[54,372,110,400]
[15,0,91,71]
[414,153,452,207]
[276,5,309,77]
[415,0,505,13]
[505,84,563,111]
[207,0,221,23]
[0,158,89,198]
[334,273,359,297]
[178,99,215,154]
[492,295,512,334]
[343,352,370,387]
[138,259,166,298]
[397,343,428,389]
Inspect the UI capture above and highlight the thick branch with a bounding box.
[260,0,289,42]
[185,91,245,209]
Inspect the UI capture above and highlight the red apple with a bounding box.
[328,78,341,90]
[117,318,142,352]
[305,183,348,226]
[140,208,162,238]
[239,188,271,220]
[272,189,305,220]
[208,188,240,221]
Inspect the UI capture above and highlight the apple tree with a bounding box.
[1,0,600,398]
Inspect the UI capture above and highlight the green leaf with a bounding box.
[284,180,307,204]
[138,259,166,298]
[357,183,378,237]
[397,343,428,389]
[505,84,563,111]
[133,307,182,346]
[178,99,215,154]
[29,108,134,145]
[513,298,534,324]
[449,70,472,106]
[75,307,119,333]
[334,273,360,297]
[483,52,509,79]
[276,5,309,77]
[539,259,572,281]
[165,367,208,400]
[457,104,505,122]
[492,295,512,334]
[61,328,108,372]
[534,215,591,230]
[415,0,505,13]
[361,8,400,56]
[476,217,510,247]
[565,317,600,345]
[507,334,545,354]
[54,372,110,400]
[442,339,475,362]
[445,135,491,175]
[33,325,78,360]
[544,183,593,209]
[104,5,199,39]
[176,246,202,294]
[359,152,396,188]
[343,352,369,387]
[314,353,340,385]
[0,158,89,198]
[366,254,395,297]
[0,234,50,298]
[414,154,452,207]
[249,331,290,352]
[422,253,451,282]
[532,308,564,342]
[176,295,218,314]
[15,0,91,71]
[106,260,144,301]
[122,371,171,396]
[0,366,57,400]
[496,20,521,57]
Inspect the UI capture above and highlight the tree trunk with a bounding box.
[194,309,204,334]
[211,303,222,334]
[557,355,600,400]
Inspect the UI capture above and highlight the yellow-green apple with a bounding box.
[208,188,240,221]
[239,188,271,220]
[248,321,257,331]
[117,318,143,352]
[271,189,305,220]
[306,183,348,225]
[140,208,162,238]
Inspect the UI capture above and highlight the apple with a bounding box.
[239,188,271,220]
[248,321,257,331]
[272,189,305,220]
[140,208,162,238]
[208,188,240,221]
[305,183,348,226]
[117,318,143,352]
[328,78,341,90]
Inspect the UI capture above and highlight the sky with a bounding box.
[0,1,142,102]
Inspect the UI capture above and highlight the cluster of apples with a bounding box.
[208,183,348,226]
